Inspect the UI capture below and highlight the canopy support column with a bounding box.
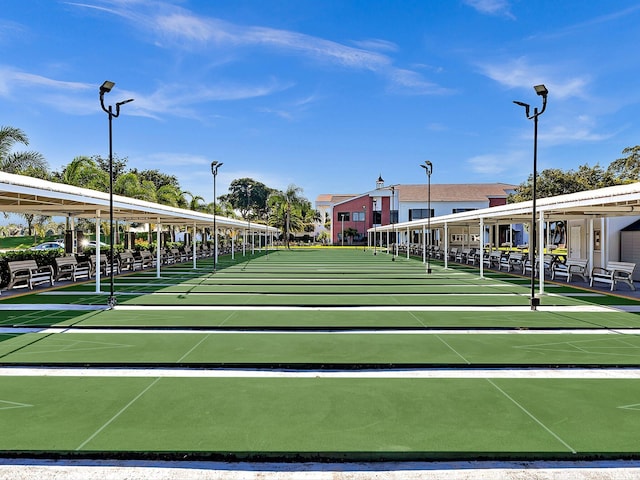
[156,220,161,278]
[192,223,197,269]
[95,211,101,293]
[539,210,545,295]
[479,218,485,279]
[444,222,449,269]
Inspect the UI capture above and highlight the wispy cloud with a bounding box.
[467,151,527,177]
[478,57,590,99]
[350,38,399,52]
[0,19,26,43]
[0,67,90,93]
[539,122,615,145]
[71,0,448,96]
[463,0,515,19]
[0,65,286,118]
[528,4,640,41]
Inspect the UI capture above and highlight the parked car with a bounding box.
[31,241,64,251]
[81,240,109,249]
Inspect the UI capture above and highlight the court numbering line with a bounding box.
[76,377,161,451]
[486,378,577,454]
[435,335,471,364]
[77,330,224,449]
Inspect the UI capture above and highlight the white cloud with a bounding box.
[463,0,515,19]
[387,69,454,95]
[539,124,614,145]
[478,57,590,99]
[466,151,528,177]
[351,38,399,52]
[0,65,287,119]
[73,0,448,96]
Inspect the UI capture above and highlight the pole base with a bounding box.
[108,296,117,309]
[530,297,540,310]
[426,268,432,274]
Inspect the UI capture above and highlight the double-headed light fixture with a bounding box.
[99,80,134,308]
[513,84,548,311]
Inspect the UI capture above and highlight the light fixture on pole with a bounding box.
[420,160,433,274]
[99,80,134,308]
[211,161,223,273]
[514,84,548,311]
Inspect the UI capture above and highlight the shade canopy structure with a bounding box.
[374,182,640,233]
[0,171,279,234]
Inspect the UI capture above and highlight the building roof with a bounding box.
[315,194,358,205]
[397,183,517,202]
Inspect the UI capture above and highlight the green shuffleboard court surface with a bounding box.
[1,247,640,461]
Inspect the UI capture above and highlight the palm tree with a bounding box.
[57,156,107,191]
[344,227,358,245]
[183,191,207,212]
[1,126,50,232]
[268,184,305,248]
[0,126,48,174]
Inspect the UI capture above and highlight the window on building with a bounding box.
[452,208,476,214]
[373,211,382,224]
[409,209,433,221]
[352,211,365,221]
[337,212,350,221]
[390,210,398,224]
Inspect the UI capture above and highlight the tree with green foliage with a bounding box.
[183,191,207,212]
[55,156,108,191]
[268,184,307,248]
[344,227,358,245]
[509,159,622,203]
[220,178,274,221]
[0,126,49,175]
[92,154,129,180]
[0,126,51,236]
[607,145,640,182]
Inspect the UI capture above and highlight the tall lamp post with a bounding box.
[362,205,367,252]
[211,161,223,273]
[514,84,548,311]
[373,199,377,255]
[99,80,134,308]
[246,184,252,254]
[420,160,433,274]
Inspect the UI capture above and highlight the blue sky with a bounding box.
[2,0,640,208]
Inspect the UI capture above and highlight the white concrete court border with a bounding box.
[1,458,640,480]
[2,367,640,379]
[0,304,617,312]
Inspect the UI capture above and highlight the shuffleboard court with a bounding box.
[1,247,640,468]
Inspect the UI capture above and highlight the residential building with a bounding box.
[318,176,517,245]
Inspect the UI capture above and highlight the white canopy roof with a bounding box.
[0,172,278,233]
[374,182,640,232]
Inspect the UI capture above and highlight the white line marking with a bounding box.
[111,305,615,312]
[76,377,161,450]
[2,367,640,379]
[4,328,640,335]
[0,304,107,311]
[436,335,471,363]
[486,379,577,453]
